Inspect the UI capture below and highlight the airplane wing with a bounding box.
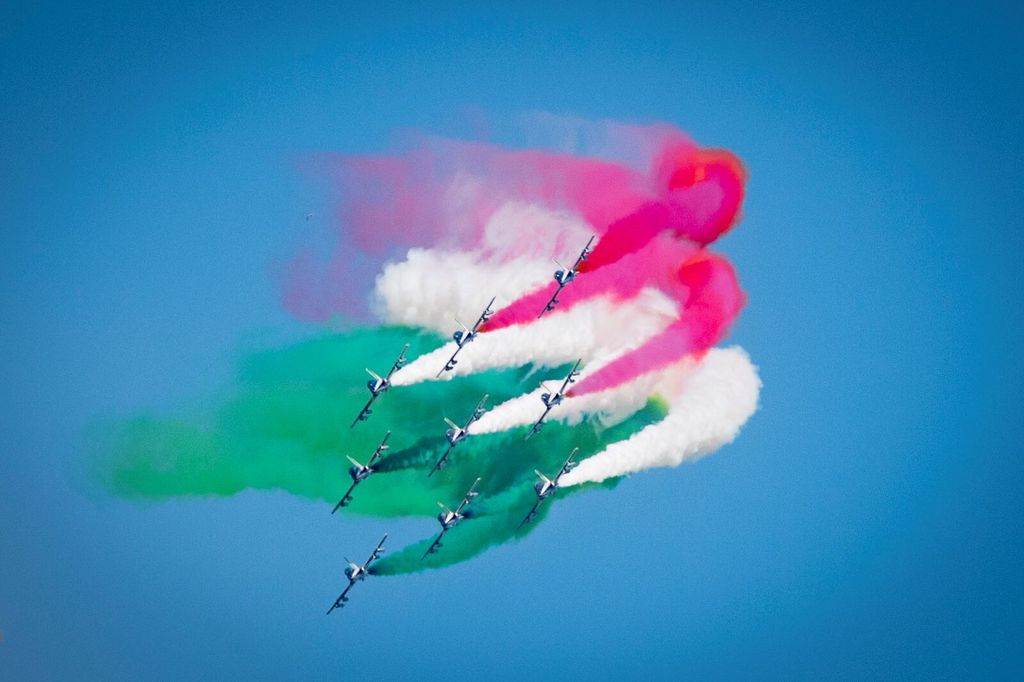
[524,404,553,440]
[454,477,481,514]
[555,447,580,482]
[364,533,388,568]
[350,395,377,428]
[472,297,496,331]
[537,282,566,319]
[428,443,455,477]
[326,581,355,614]
[384,343,410,381]
[331,481,359,514]
[557,359,582,395]
[571,235,595,270]
[367,431,391,466]
[519,499,544,528]
[436,347,461,377]
[464,394,488,429]
[422,529,447,559]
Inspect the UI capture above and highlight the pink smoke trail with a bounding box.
[288,121,748,395]
[569,252,745,396]
[285,124,694,320]
[481,146,746,331]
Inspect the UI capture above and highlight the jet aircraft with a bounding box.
[332,431,391,513]
[437,297,496,377]
[423,478,481,558]
[326,533,387,614]
[351,344,409,427]
[520,448,578,527]
[525,359,582,438]
[538,236,595,317]
[429,394,488,476]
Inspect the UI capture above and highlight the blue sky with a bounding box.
[1,1,1022,678]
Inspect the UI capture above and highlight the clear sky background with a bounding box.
[2,1,1022,679]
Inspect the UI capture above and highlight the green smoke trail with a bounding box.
[92,325,668,571]
[370,476,625,575]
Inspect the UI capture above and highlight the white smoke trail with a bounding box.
[560,347,760,486]
[469,356,700,434]
[370,199,760,480]
[391,290,677,386]
[374,247,548,335]
[374,199,687,388]
[374,200,594,334]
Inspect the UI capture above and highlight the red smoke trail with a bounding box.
[286,125,688,320]
[481,145,746,330]
[569,252,745,396]
[477,143,748,395]
[290,122,747,395]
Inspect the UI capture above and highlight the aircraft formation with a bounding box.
[327,236,594,615]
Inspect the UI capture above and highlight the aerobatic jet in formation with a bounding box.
[332,431,391,513]
[538,235,595,318]
[437,297,496,377]
[526,359,582,439]
[326,533,388,615]
[520,448,578,527]
[351,344,409,427]
[423,478,481,558]
[429,394,489,476]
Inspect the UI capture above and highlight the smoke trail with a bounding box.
[92,327,480,503]
[391,290,678,386]
[469,355,698,435]
[371,476,623,575]
[282,118,754,416]
[92,323,666,512]
[569,253,745,396]
[381,231,745,401]
[479,148,745,332]
[285,122,694,322]
[561,347,760,486]
[370,493,547,575]
[96,117,760,576]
